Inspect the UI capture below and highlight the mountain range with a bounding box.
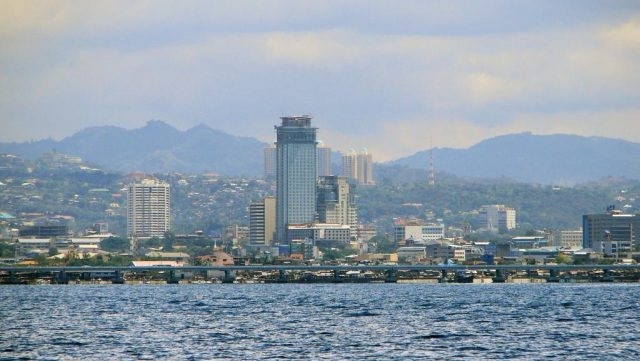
[1,122,640,183]
[0,120,268,175]
[390,132,640,184]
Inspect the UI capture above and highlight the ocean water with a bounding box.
[0,283,638,360]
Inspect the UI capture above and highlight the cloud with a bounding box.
[1,1,640,162]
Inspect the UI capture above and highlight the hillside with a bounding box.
[0,121,268,175]
[389,133,640,184]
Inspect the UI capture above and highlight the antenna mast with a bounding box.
[428,140,435,187]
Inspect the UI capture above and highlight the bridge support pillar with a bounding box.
[332,270,341,283]
[7,271,22,284]
[547,269,560,283]
[601,269,614,282]
[112,270,125,284]
[222,270,235,283]
[439,269,448,283]
[55,270,68,284]
[385,269,397,283]
[277,270,287,283]
[167,270,179,284]
[492,269,506,283]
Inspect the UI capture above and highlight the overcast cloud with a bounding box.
[1,0,639,160]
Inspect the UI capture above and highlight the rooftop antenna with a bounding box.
[428,138,435,187]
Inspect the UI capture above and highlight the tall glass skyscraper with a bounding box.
[275,115,317,243]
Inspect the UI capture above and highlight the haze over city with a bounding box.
[1,1,639,161]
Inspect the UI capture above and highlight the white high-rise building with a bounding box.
[342,150,357,180]
[342,149,374,185]
[357,150,375,185]
[478,205,516,231]
[127,179,170,237]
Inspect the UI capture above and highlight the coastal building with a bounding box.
[275,115,318,243]
[583,210,639,258]
[126,179,171,238]
[249,196,276,245]
[478,205,516,231]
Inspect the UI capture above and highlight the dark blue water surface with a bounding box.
[1,283,638,360]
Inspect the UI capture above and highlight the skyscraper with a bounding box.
[127,179,170,237]
[316,142,332,177]
[264,145,277,180]
[275,115,318,243]
[341,150,357,180]
[249,196,276,245]
[357,149,375,185]
[342,149,374,185]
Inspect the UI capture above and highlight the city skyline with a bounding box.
[1,1,639,161]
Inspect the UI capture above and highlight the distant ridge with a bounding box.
[3,126,640,183]
[0,120,268,175]
[389,132,640,184]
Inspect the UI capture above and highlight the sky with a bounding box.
[1,1,639,161]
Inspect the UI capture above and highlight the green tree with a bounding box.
[48,247,59,257]
[100,237,130,253]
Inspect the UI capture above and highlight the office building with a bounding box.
[264,145,277,180]
[127,179,170,237]
[275,115,318,243]
[560,229,583,249]
[316,176,357,230]
[249,196,276,245]
[394,220,445,244]
[478,205,516,231]
[317,142,332,177]
[583,210,639,257]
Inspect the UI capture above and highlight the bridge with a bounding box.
[1,264,640,284]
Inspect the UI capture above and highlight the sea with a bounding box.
[0,283,638,360]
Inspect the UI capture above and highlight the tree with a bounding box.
[48,247,59,257]
[100,237,131,253]
[163,231,175,252]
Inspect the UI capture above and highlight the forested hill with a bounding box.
[389,133,640,184]
[0,120,268,176]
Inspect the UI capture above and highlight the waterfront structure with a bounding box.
[583,210,639,258]
[316,176,357,233]
[316,142,332,177]
[275,115,318,243]
[264,145,277,180]
[127,179,170,238]
[249,196,276,245]
[342,149,375,185]
[478,205,516,231]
